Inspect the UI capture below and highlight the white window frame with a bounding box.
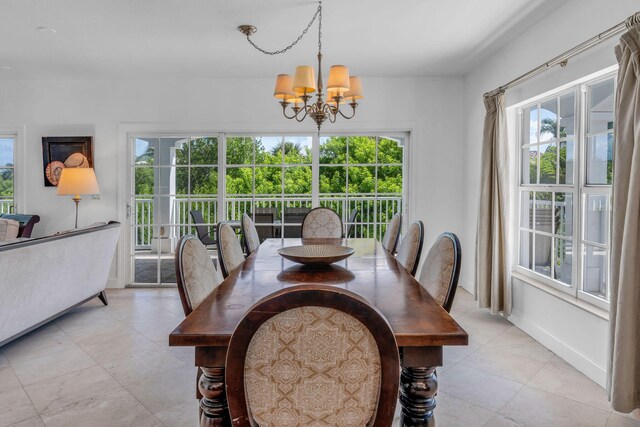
[0,126,25,214]
[512,67,617,312]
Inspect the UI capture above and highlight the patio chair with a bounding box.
[225,285,399,426]
[345,208,359,238]
[254,207,278,242]
[418,232,461,313]
[283,207,310,238]
[190,210,215,246]
[395,220,424,277]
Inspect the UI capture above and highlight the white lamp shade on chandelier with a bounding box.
[326,65,350,93]
[293,65,317,94]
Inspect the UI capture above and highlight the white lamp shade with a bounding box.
[327,65,350,93]
[57,167,100,196]
[273,74,297,100]
[293,65,317,93]
[344,76,363,100]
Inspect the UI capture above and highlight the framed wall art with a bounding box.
[41,136,93,187]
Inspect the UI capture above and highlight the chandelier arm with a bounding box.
[293,106,310,122]
[241,2,322,56]
[337,103,358,119]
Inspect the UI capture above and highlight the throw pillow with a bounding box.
[0,218,20,241]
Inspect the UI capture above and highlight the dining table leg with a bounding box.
[399,366,438,426]
[198,366,229,426]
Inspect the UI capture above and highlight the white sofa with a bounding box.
[0,221,120,346]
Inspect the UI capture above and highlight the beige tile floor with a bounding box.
[0,288,638,427]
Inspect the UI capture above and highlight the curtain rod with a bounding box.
[483,11,640,99]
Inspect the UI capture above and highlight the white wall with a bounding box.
[462,0,639,386]
[0,76,464,287]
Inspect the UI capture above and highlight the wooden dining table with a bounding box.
[169,237,468,426]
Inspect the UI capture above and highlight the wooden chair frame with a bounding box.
[225,285,400,427]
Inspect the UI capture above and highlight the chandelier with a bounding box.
[238,1,363,131]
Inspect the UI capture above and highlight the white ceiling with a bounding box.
[0,0,561,81]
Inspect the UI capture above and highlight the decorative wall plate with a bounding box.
[277,245,355,265]
[45,161,65,186]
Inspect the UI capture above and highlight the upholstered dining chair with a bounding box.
[301,207,343,238]
[381,213,402,253]
[190,210,216,247]
[174,235,223,316]
[217,222,246,278]
[418,232,462,312]
[395,220,424,277]
[241,213,260,256]
[225,285,400,427]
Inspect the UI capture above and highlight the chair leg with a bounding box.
[98,290,109,306]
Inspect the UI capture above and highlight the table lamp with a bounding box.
[57,167,100,228]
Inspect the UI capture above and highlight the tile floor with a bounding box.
[0,288,638,427]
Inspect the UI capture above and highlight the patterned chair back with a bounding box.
[381,213,402,253]
[301,207,343,239]
[175,235,222,316]
[241,213,261,255]
[225,285,399,427]
[418,232,462,312]
[217,222,245,278]
[395,220,424,277]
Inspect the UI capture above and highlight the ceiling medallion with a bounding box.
[238,1,363,131]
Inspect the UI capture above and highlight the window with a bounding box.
[517,73,615,308]
[0,135,16,213]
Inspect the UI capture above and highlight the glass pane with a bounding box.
[522,106,538,145]
[190,137,218,165]
[520,191,533,230]
[135,252,158,284]
[534,234,552,277]
[559,93,575,139]
[158,167,186,195]
[257,137,284,164]
[158,138,187,166]
[135,138,157,165]
[226,167,254,195]
[0,169,14,198]
[283,137,312,164]
[378,137,403,164]
[554,238,573,286]
[0,138,14,167]
[134,167,154,195]
[348,136,376,164]
[227,199,255,222]
[226,136,255,165]
[559,139,574,185]
[320,136,347,164]
[160,226,182,284]
[254,167,282,195]
[539,99,558,141]
[534,192,552,233]
[586,134,613,185]
[583,245,608,299]
[520,232,533,269]
[175,167,189,195]
[538,143,556,184]
[187,198,218,225]
[320,166,346,194]
[133,219,154,248]
[522,146,538,184]
[589,79,615,133]
[377,166,403,194]
[554,193,573,236]
[153,196,177,227]
[284,166,312,194]
[348,166,376,193]
[585,194,609,244]
[190,167,217,195]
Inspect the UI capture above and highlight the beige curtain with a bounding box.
[608,23,640,413]
[475,92,511,316]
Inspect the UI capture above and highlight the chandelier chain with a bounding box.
[244,2,322,56]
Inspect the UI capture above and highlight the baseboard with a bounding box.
[509,308,606,387]
[106,278,122,289]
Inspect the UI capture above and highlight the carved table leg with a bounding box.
[399,367,438,426]
[198,367,229,427]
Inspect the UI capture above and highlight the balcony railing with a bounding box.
[133,194,403,249]
[0,198,13,214]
